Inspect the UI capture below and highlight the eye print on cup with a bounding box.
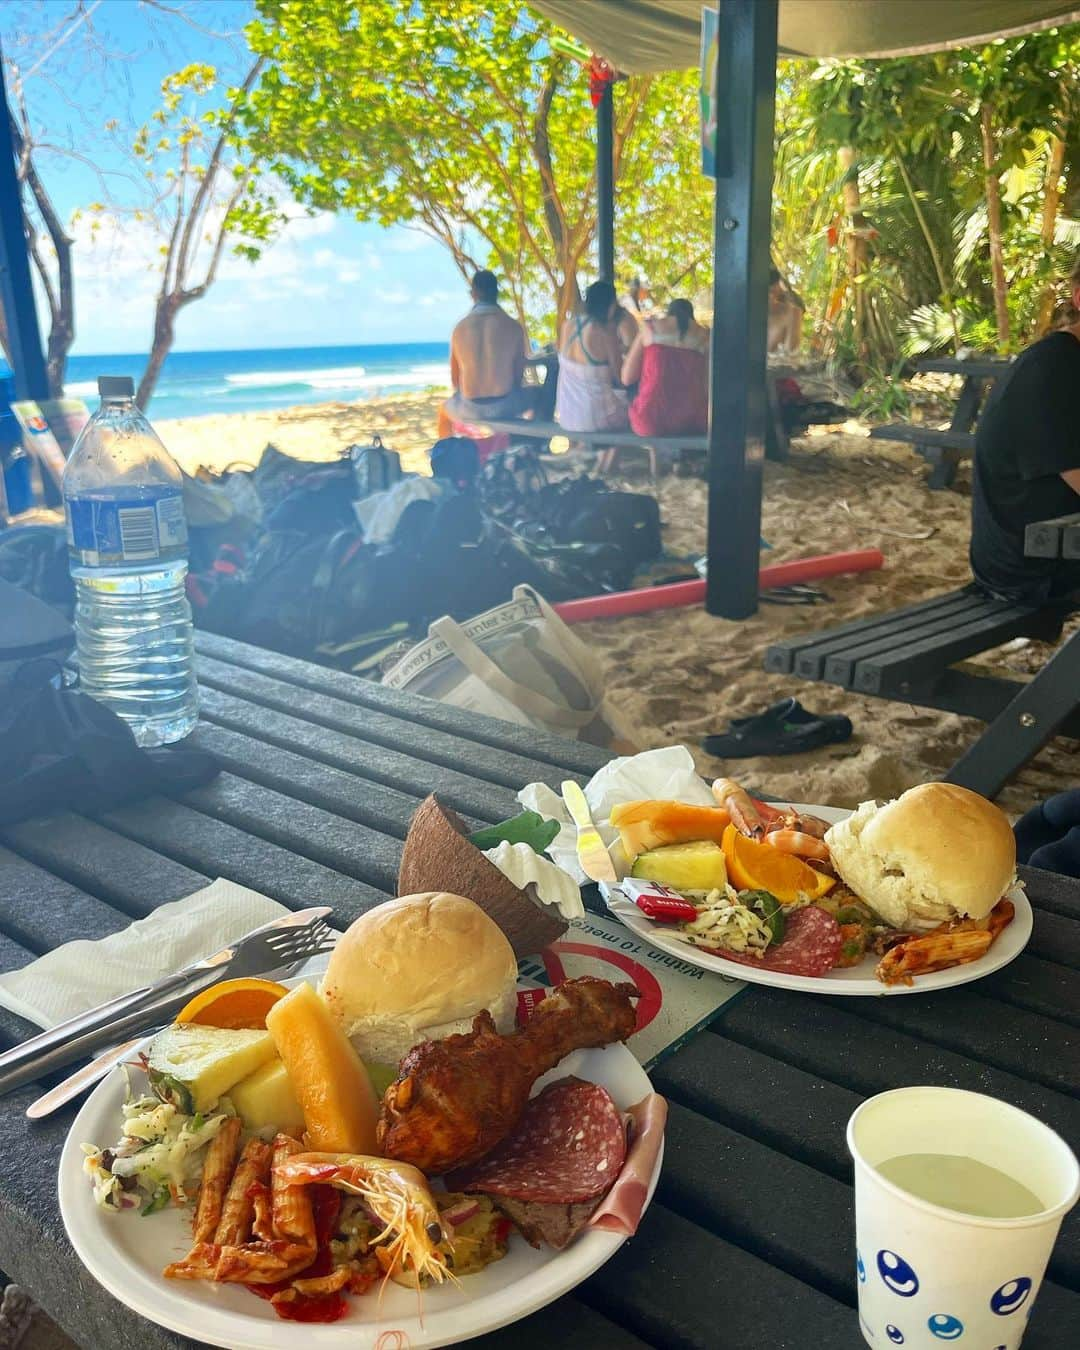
[885,1326,905,1344]
[857,1251,867,1283]
[927,1313,964,1339]
[990,1277,1033,1316]
[877,1250,920,1297]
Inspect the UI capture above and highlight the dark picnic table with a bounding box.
[870,353,1012,489]
[1,632,1079,1349]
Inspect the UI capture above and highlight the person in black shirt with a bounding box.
[971,269,1080,604]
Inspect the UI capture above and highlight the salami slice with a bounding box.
[446,1076,627,1204]
[707,905,842,976]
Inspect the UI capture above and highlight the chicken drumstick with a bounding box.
[376,976,639,1175]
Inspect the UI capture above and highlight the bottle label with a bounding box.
[66,486,188,565]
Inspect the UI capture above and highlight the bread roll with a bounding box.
[320,892,518,1063]
[824,783,1015,930]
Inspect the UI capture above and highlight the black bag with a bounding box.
[350,435,404,499]
[430,437,480,490]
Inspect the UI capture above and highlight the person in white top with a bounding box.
[555,282,630,433]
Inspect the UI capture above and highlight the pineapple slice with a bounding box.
[230,1057,306,1135]
[630,840,728,892]
[146,1024,277,1114]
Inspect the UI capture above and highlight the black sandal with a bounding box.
[703,697,852,759]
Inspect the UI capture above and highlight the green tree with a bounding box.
[132,61,283,408]
[242,0,712,336]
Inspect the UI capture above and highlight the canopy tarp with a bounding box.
[532,0,1080,71]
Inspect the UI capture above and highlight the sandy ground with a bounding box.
[158,391,446,479]
[156,391,1078,817]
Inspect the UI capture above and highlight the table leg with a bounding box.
[945,626,1080,798]
[765,375,789,462]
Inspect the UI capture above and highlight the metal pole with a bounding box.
[0,44,48,401]
[705,0,778,619]
[596,79,615,283]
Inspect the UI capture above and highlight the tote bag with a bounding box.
[381,585,630,746]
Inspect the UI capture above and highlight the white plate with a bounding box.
[59,1023,660,1350]
[602,802,1032,996]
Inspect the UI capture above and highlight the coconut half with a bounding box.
[397,795,572,957]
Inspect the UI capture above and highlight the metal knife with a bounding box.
[25,1034,152,1121]
[562,780,617,883]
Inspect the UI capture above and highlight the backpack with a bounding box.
[350,435,404,499]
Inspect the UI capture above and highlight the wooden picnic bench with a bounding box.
[1,630,1080,1347]
[765,507,1080,797]
[870,354,1011,490]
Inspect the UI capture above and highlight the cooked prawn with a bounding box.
[711,779,766,837]
[275,1153,451,1288]
[762,828,831,862]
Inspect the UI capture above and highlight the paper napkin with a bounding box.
[0,878,290,1030]
[519,745,715,884]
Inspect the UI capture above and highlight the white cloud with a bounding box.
[375,285,411,305]
[419,289,455,307]
[386,228,434,254]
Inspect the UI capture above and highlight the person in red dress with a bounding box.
[621,299,710,437]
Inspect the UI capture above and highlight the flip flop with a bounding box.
[704,697,853,759]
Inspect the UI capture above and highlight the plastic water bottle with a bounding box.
[63,376,197,746]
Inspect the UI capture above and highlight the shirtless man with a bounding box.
[443,271,535,423]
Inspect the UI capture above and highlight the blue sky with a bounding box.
[1,0,468,355]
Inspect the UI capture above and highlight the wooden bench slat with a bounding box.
[478,417,708,450]
[869,423,975,450]
[581,1202,858,1350]
[852,605,1062,694]
[763,588,973,675]
[718,992,1080,1144]
[0,846,133,953]
[195,631,611,777]
[195,685,513,823]
[815,594,1000,684]
[95,797,387,923]
[825,597,1040,687]
[980,953,1080,1028]
[196,654,580,798]
[658,1024,1080,1291]
[0,814,208,917]
[468,1298,655,1350]
[172,771,406,894]
[188,720,437,836]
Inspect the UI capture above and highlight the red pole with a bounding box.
[551,548,884,624]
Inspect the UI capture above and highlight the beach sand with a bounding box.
[158,390,446,479]
[159,393,1077,817]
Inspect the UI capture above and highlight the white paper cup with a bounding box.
[848,1087,1079,1348]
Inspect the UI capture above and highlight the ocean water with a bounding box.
[61,343,450,422]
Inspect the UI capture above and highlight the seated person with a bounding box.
[621,299,709,437]
[768,268,805,354]
[970,266,1080,605]
[443,270,535,425]
[555,281,630,433]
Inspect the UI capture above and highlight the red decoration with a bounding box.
[588,55,617,107]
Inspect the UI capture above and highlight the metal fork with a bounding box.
[1,908,337,1098]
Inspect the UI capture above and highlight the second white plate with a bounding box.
[602,802,1032,996]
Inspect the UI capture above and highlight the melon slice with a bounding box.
[611,800,731,858]
[265,982,380,1154]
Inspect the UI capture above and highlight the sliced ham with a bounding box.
[589,1092,667,1236]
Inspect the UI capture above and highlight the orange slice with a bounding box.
[176,976,290,1029]
[722,824,835,903]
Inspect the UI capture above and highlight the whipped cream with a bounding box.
[482,841,585,922]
